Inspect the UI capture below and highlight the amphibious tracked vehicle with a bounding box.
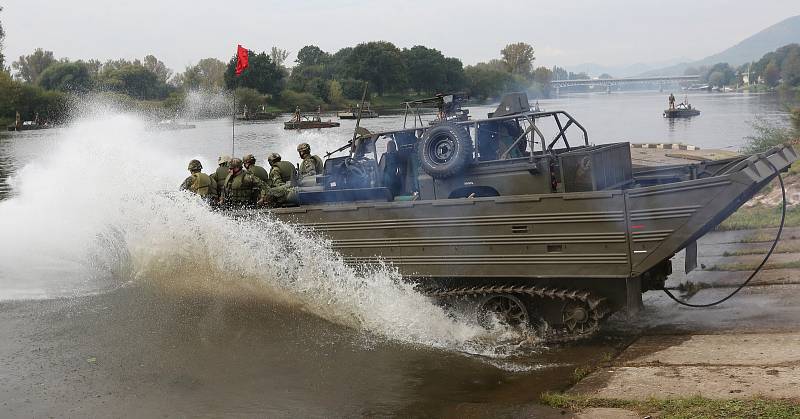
[247,93,797,340]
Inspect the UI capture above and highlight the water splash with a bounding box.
[0,98,533,356]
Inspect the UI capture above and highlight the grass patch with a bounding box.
[723,242,800,256]
[788,160,800,176]
[717,205,800,231]
[706,260,800,272]
[540,393,800,418]
[571,365,593,383]
[739,232,799,243]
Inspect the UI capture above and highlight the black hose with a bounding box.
[663,159,786,307]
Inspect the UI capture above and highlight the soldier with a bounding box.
[266,152,297,187]
[668,93,676,110]
[297,143,324,179]
[219,158,270,208]
[243,154,270,184]
[179,159,218,204]
[209,156,231,185]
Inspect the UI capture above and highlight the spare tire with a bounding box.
[417,122,474,178]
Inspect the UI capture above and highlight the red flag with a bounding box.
[235,45,249,76]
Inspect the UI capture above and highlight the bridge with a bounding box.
[550,75,700,95]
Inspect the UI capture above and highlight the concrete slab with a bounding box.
[617,333,800,366]
[570,365,800,400]
[607,284,800,335]
[576,407,640,419]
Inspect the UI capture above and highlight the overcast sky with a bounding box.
[2,0,799,73]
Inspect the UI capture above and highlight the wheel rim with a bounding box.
[562,302,596,335]
[427,134,456,165]
[478,295,529,328]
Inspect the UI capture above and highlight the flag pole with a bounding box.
[232,91,236,156]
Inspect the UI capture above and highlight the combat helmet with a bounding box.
[187,159,202,171]
[297,143,311,153]
[267,152,281,165]
[242,154,256,165]
[228,158,243,169]
[218,155,232,165]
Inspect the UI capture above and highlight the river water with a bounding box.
[0,91,791,417]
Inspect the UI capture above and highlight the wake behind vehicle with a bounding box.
[238,92,796,340]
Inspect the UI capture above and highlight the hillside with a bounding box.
[644,15,800,76]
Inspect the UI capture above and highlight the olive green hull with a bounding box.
[258,145,796,312]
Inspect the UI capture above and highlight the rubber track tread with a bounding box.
[422,284,609,342]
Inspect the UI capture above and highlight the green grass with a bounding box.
[788,161,800,176]
[717,205,800,231]
[739,231,799,243]
[706,260,800,272]
[540,393,800,419]
[723,242,800,256]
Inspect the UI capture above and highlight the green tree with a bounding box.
[343,41,405,95]
[442,57,467,92]
[12,48,57,83]
[99,63,171,100]
[288,64,326,92]
[234,87,269,113]
[270,47,290,68]
[296,45,330,67]
[464,63,512,100]
[176,57,226,91]
[764,61,780,86]
[780,47,800,87]
[532,66,553,97]
[339,78,366,99]
[142,55,172,84]
[328,79,344,105]
[37,61,93,92]
[224,49,284,96]
[0,71,67,124]
[0,6,5,71]
[501,42,535,78]
[402,45,448,94]
[278,89,323,111]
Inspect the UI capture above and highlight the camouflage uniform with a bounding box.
[180,160,218,204]
[297,143,324,178]
[242,154,270,184]
[210,156,231,185]
[265,152,298,207]
[220,158,270,208]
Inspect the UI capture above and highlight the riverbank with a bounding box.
[542,170,800,418]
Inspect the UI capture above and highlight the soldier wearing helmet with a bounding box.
[242,153,270,184]
[297,143,324,179]
[260,152,298,207]
[219,158,270,208]
[180,159,218,204]
[266,152,297,187]
[209,155,232,196]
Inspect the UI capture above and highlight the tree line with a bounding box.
[0,17,559,126]
[683,43,800,90]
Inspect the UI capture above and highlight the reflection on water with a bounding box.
[1,285,622,417]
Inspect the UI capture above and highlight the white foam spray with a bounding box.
[0,97,532,356]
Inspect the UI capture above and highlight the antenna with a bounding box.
[352,82,369,144]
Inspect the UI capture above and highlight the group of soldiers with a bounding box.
[179,142,324,208]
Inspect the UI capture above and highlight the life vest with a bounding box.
[276,161,298,185]
[190,173,213,197]
[223,171,258,204]
[312,155,324,174]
